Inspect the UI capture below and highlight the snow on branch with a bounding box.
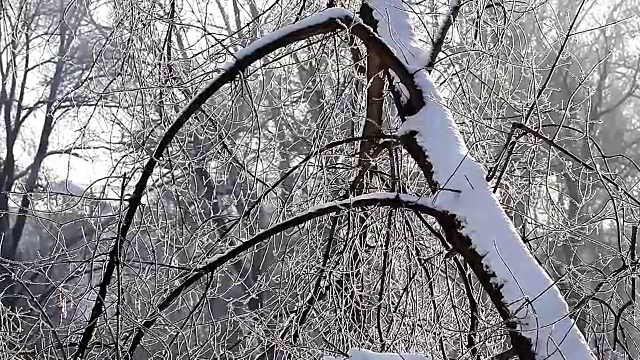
[365,0,595,359]
[226,8,354,64]
[365,1,429,68]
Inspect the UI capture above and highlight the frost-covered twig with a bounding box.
[426,0,460,72]
[74,8,359,359]
[493,122,640,207]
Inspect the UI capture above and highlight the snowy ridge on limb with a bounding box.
[364,0,429,102]
[365,0,429,67]
[303,191,433,214]
[323,348,431,360]
[221,8,356,70]
[364,0,594,359]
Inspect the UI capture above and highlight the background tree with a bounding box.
[0,0,120,355]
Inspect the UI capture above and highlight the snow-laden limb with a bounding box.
[364,0,427,103]
[226,8,355,65]
[323,348,431,360]
[365,1,429,67]
[365,0,594,359]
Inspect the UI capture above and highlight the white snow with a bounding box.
[323,348,431,360]
[366,0,430,102]
[226,8,355,66]
[366,1,429,67]
[366,0,595,359]
[49,181,86,196]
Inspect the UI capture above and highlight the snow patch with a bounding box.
[366,0,429,67]
[323,348,431,360]
[50,181,86,196]
[226,8,355,66]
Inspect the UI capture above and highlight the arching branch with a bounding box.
[74,8,427,360]
[125,192,443,358]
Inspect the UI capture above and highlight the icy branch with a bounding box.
[79,8,426,360]
[126,191,442,357]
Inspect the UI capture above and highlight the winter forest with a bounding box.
[1,0,640,359]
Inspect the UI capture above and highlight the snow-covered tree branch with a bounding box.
[363,0,593,358]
